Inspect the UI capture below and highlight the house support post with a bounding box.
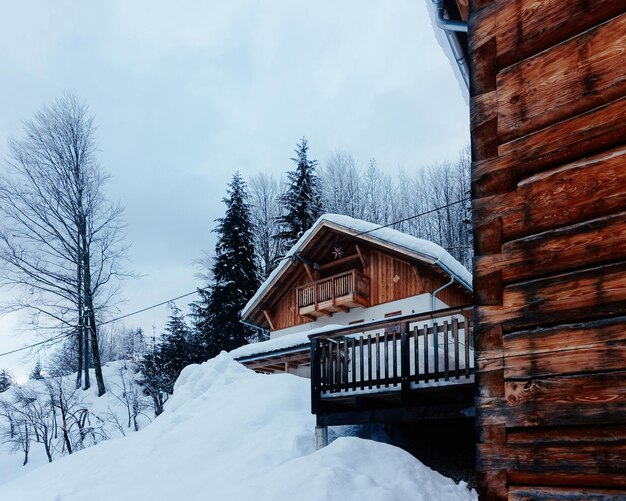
[315,425,328,450]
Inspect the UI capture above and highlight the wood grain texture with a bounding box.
[501,371,626,427]
[503,317,626,379]
[497,13,626,143]
[494,0,625,69]
[474,211,626,284]
[509,486,626,501]
[474,146,626,242]
[473,96,626,198]
[477,262,626,330]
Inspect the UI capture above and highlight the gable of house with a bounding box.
[241,214,472,333]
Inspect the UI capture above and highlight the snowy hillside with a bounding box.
[0,354,477,501]
[0,361,152,485]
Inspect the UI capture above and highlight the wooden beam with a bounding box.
[497,13,626,143]
[319,253,360,271]
[262,309,276,331]
[412,264,425,293]
[336,304,350,313]
[303,262,315,281]
[354,244,367,268]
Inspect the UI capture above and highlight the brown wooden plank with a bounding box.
[475,212,626,284]
[501,371,626,428]
[474,94,626,198]
[503,317,626,379]
[509,485,626,501]
[477,262,626,330]
[508,424,626,446]
[474,146,626,242]
[479,442,626,487]
[494,0,626,69]
[497,13,626,143]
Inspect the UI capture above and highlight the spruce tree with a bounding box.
[193,172,259,358]
[0,369,14,393]
[275,137,324,250]
[29,361,44,380]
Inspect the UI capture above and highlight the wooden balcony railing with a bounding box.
[296,269,369,317]
[310,306,474,412]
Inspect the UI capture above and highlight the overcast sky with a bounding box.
[0,0,468,380]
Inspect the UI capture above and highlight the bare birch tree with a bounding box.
[0,93,129,396]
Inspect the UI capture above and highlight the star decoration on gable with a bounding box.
[331,245,344,260]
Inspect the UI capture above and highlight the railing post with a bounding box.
[400,322,410,405]
[311,338,321,414]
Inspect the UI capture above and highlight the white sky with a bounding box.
[0,0,468,381]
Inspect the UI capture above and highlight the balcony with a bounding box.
[296,269,369,319]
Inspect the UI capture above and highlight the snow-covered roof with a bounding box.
[231,324,343,361]
[241,213,472,322]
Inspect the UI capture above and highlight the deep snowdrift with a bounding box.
[0,353,477,501]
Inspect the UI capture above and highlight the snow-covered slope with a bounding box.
[0,361,152,485]
[0,353,477,501]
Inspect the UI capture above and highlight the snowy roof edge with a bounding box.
[241,213,472,323]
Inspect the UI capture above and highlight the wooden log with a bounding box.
[492,262,626,331]
[475,212,626,284]
[481,371,626,428]
[493,0,626,69]
[497,13,626,143]
[474,146,626,242]
[509,486,626,501]
[474,96,626,198]
[508,424,626,446]
[476,469,508,501]
[468,6,497,93]
[479,443,626,490]
[503,317,626,379]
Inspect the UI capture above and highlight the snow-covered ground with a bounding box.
[0,353,477,501]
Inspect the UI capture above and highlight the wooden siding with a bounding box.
[269,246,471,331]
[469,1,626,499]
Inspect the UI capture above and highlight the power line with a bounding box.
[0,198,471,359]
[100,290,199,325]
[274,196,471,263]
[0,290,201,358]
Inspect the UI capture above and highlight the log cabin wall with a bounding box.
[469,1,626,499]
[270,246,471,331]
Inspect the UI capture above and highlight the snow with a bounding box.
[242,214,472,322]
[230,324,342,360]
[0,360,152,486]
[0,353,477,501]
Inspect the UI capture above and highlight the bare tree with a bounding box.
[320,150,364,219]
[0,93,130,396]
[108,360,149,432]
[249,172,282,279]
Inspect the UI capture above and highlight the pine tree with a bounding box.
[0,369,15,392]
[193,172,259,357]
[275,137,324,250]
[29,361,44,381]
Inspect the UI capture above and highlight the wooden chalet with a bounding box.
[234,214,475,428]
